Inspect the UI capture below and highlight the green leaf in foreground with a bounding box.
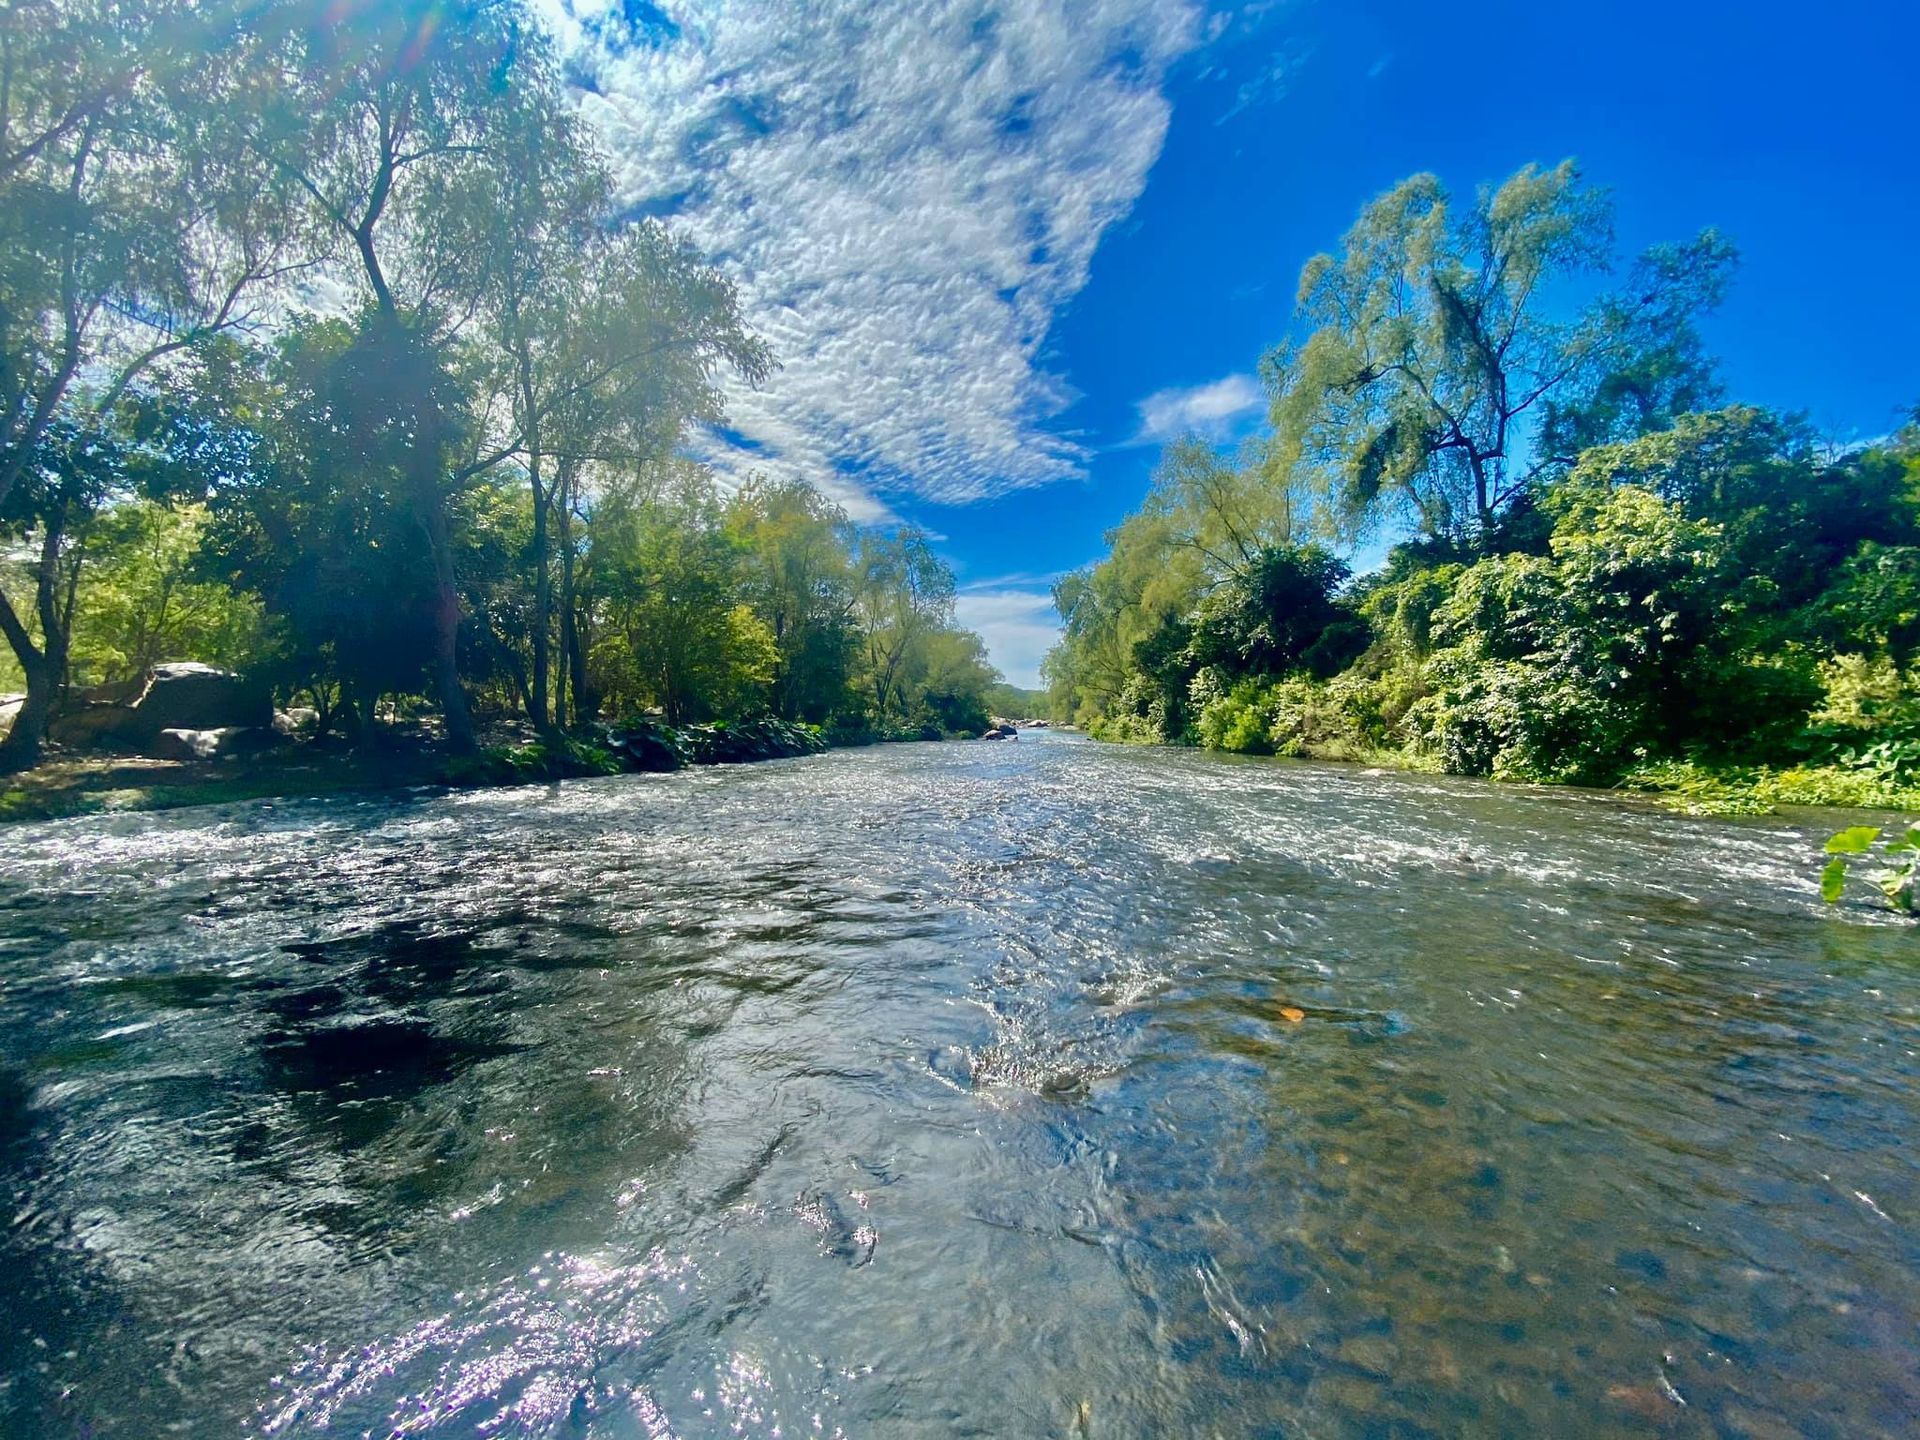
[1824,827,1882,855]
[1820,857,1849,904]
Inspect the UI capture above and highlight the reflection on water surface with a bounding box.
[1,733,1916,1437]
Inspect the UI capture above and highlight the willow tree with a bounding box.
[1265,160,1735,551]
[726,476,858,723]
[853,527,955,726]
[239,0,590,751]
[501,222,771,731]
[0,0,299,768]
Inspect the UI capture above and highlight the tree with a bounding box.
[0,389,239,766]
[727,476,857,722]
[0,411,131,764]
[1,0,298,519]
[506,223,772,731]
[238,0,595,750]
[1266,161,1735,550]
[917,628,999,735]
[0,0,302,766]
[193,322,442,736]
[1144,433,1306,579]
[585,461,775,725]
[852,527,955,725]
[62,499,264,685]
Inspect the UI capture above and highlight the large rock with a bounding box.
[131,663,271,735]
[150,725,279,762]
[273,706,320,737]
[74,675,145,706]
[48,704,146,749]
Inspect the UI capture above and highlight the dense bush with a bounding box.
[443,738,623,788]
[680,717,827,764]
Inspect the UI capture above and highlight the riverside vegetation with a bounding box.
[1044,163,1920,834]
[0,0,1048,813]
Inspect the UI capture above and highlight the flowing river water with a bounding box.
[1,732,1917,1438]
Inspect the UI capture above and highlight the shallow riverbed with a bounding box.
[1,732,1915,1437]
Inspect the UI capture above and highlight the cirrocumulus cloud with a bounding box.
[546,0,1213,520]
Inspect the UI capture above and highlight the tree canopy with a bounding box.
[1050,161,1920,810]
[0,0,1005,770]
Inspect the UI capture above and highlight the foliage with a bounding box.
[442,716,827,789]
[1047,162,1920,820]
[726,477,858,723]
[1265,161,1734,549]
[63,501,265,684]
[1621,759,1920,817]
[443,737,624,787]
[1820,824,1918,915]
[680,717,827,765]
[0,0,1009,777]
[981,682,1048,719]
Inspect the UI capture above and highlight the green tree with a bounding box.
[193,322,443,736]
[852,527,956,726]
[238,0,596,750]
[0,0,297,517]
[1266,161,1734,549]
[585,461,774,725]
[0,392,241,765]
[64,499,264,685]
[0,0,300,765]
[726,476,857,723]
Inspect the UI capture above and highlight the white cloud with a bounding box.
[550,0,1218,517]
[1133,371,1263,443]
[954,581,1062,689]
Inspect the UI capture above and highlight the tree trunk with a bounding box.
[562,544,595,725]
[410,470,474,753]
[0,650,60,774]
[556,469,598,727]
[529,461,552,734]
[427,531,474,751]
[0,518,72,774]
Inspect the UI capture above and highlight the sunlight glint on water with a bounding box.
[1,732,1916,1437]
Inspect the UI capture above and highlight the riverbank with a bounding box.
[1083,727,1920,818]
[0,717,970,824]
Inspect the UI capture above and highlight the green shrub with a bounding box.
[682,716,827,764]
[595,717,690,772]
[1193,676,1277,754]
[1622,758,1920,816]
[442,738,622,788]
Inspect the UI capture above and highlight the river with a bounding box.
[1,732,1916,1437]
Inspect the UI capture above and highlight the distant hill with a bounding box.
[983,683,1049,721]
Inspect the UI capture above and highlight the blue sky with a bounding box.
[553,0,1920,686]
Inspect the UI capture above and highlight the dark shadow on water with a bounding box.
[258,1013,524,1097]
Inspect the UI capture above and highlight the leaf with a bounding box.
[1882,827,1920,855]
[1824,827,1882,855]
[1279,1005,1307,1023]
[1820,857,1848,905]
